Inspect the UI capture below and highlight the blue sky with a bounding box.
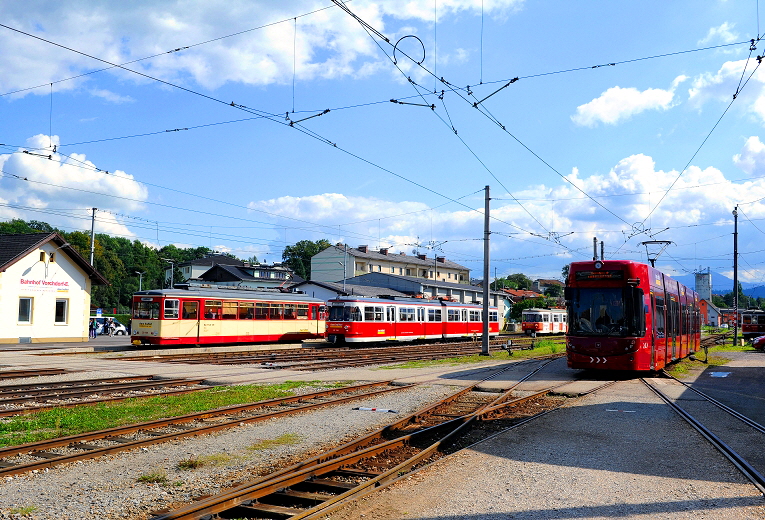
[1,0,765,290]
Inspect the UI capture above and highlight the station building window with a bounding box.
[55,299,69,324]
[19,297,33,323]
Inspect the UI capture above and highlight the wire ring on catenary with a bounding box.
[393,35,426,66]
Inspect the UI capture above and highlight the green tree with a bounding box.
[545,283,563,298]
[282,239,332,280]
[506,273,532,290]
[561,264,570,282]
[711,295,726,308]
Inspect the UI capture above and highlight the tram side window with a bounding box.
[759,316,765,325]
[399,308,415,322]
[364,306,384,321]
[417,308,425,322]
[743,315,752,324]
[284,304,296,320]
[297,304,309,319]
[428,308,442,322]
[469,310,480,322]
[164,299,180,319]
[222,301,238,320]
[553,314,560,322]
[269,304,284,320]
[387,307,395,321]
[448,309,460,322]
[182,302,198,320]
[255,303,268,320]
[134,301,160,320]
[461,309,468,322]
[543,314,549,322]
[204,300,222,320]
[490,311,498,322]
[654,297,665,338]
[239,302,254,320]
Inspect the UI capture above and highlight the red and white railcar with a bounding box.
[566,260,701,371]
[740,310,765,339]
[130,285,325,346]
[325,296,499,344]
[521,308,567,335]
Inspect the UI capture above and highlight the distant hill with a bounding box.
[672,271,764,297]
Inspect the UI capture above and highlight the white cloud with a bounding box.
[88,89,135,104]
[0,134,149,236]
[688,59,765,124]
[571,76,686,127]
[698,22,738,45]
[0,0,523,95]
[733,136,765,175]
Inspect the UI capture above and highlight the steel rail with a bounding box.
[0,381,405,477]
[150,360,565,519]
[0,378,206,404]
[0,375,151,392]
[641,378,765,495]
[661,370,765,435]
[0,368,68,379]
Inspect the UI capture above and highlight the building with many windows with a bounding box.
[0,233,109,344]
[311,244,470,285]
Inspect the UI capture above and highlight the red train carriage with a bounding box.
[565,260,700,371]
[325,296,499,344]
[521,308,567,336]
[130,285,325,346]
[740,310,765,339]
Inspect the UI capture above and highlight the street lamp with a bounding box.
[135,271,144,292]
[161,258,175,288]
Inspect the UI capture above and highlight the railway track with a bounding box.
[0,368,69,380]
[108,336,565,370]
[0,375,210,417]
[150,357,602,520]
[0,381,409,477]
[642,374,765,494]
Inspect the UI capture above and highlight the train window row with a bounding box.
[330,304,498,323]
[133,300,318,321]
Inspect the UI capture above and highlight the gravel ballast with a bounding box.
[326,378,765,520]
[0,383,459,520]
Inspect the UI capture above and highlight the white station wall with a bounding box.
[0,244,92,343]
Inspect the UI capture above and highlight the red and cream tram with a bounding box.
[521,308,567,335]
[565,260,701,371]
[325,296,499,344]
[740,309,765,339]
[130,285,326,346]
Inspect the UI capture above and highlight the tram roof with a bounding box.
[328,295,495,308]
[133,285,323,303]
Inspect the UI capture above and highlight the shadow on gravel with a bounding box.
[681,364,765,427]
[406,495,763,519]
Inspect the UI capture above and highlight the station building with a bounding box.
[0,233,109,344]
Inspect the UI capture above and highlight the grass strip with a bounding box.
[0,380,350,448]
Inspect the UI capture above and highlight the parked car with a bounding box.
[94,317,128,335]
[753,335,765,351]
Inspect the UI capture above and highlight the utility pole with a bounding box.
[89,208,97,265]
[733,206,738,347]
[481,185,490,356]
[343,244,347,293]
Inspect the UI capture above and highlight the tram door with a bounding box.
[180,301,201,341]
[387,306,396,338]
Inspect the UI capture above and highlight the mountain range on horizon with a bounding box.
[671,271,765,299]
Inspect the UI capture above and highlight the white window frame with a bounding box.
[54,298,69,324]
[18,297,33,324]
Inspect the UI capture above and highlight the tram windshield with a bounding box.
[568,288,643,337]
[328,305,362,322]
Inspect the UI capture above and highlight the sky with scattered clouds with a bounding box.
[2,0,765,291]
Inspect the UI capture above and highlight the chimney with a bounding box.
[358,245,368,253]
[417,254,427,260]
[379,248,388,255]
[436,256,445,263]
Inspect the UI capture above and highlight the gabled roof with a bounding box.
[293,279,408,298]
[503,288,543,299]
[179,254,244,267]
[321,245,468,271]
[0,232,109,285]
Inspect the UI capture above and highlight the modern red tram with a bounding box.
[521,308,567,336]
[565,260,701,371]
[325,296,499,344]
[130,285,326,346]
